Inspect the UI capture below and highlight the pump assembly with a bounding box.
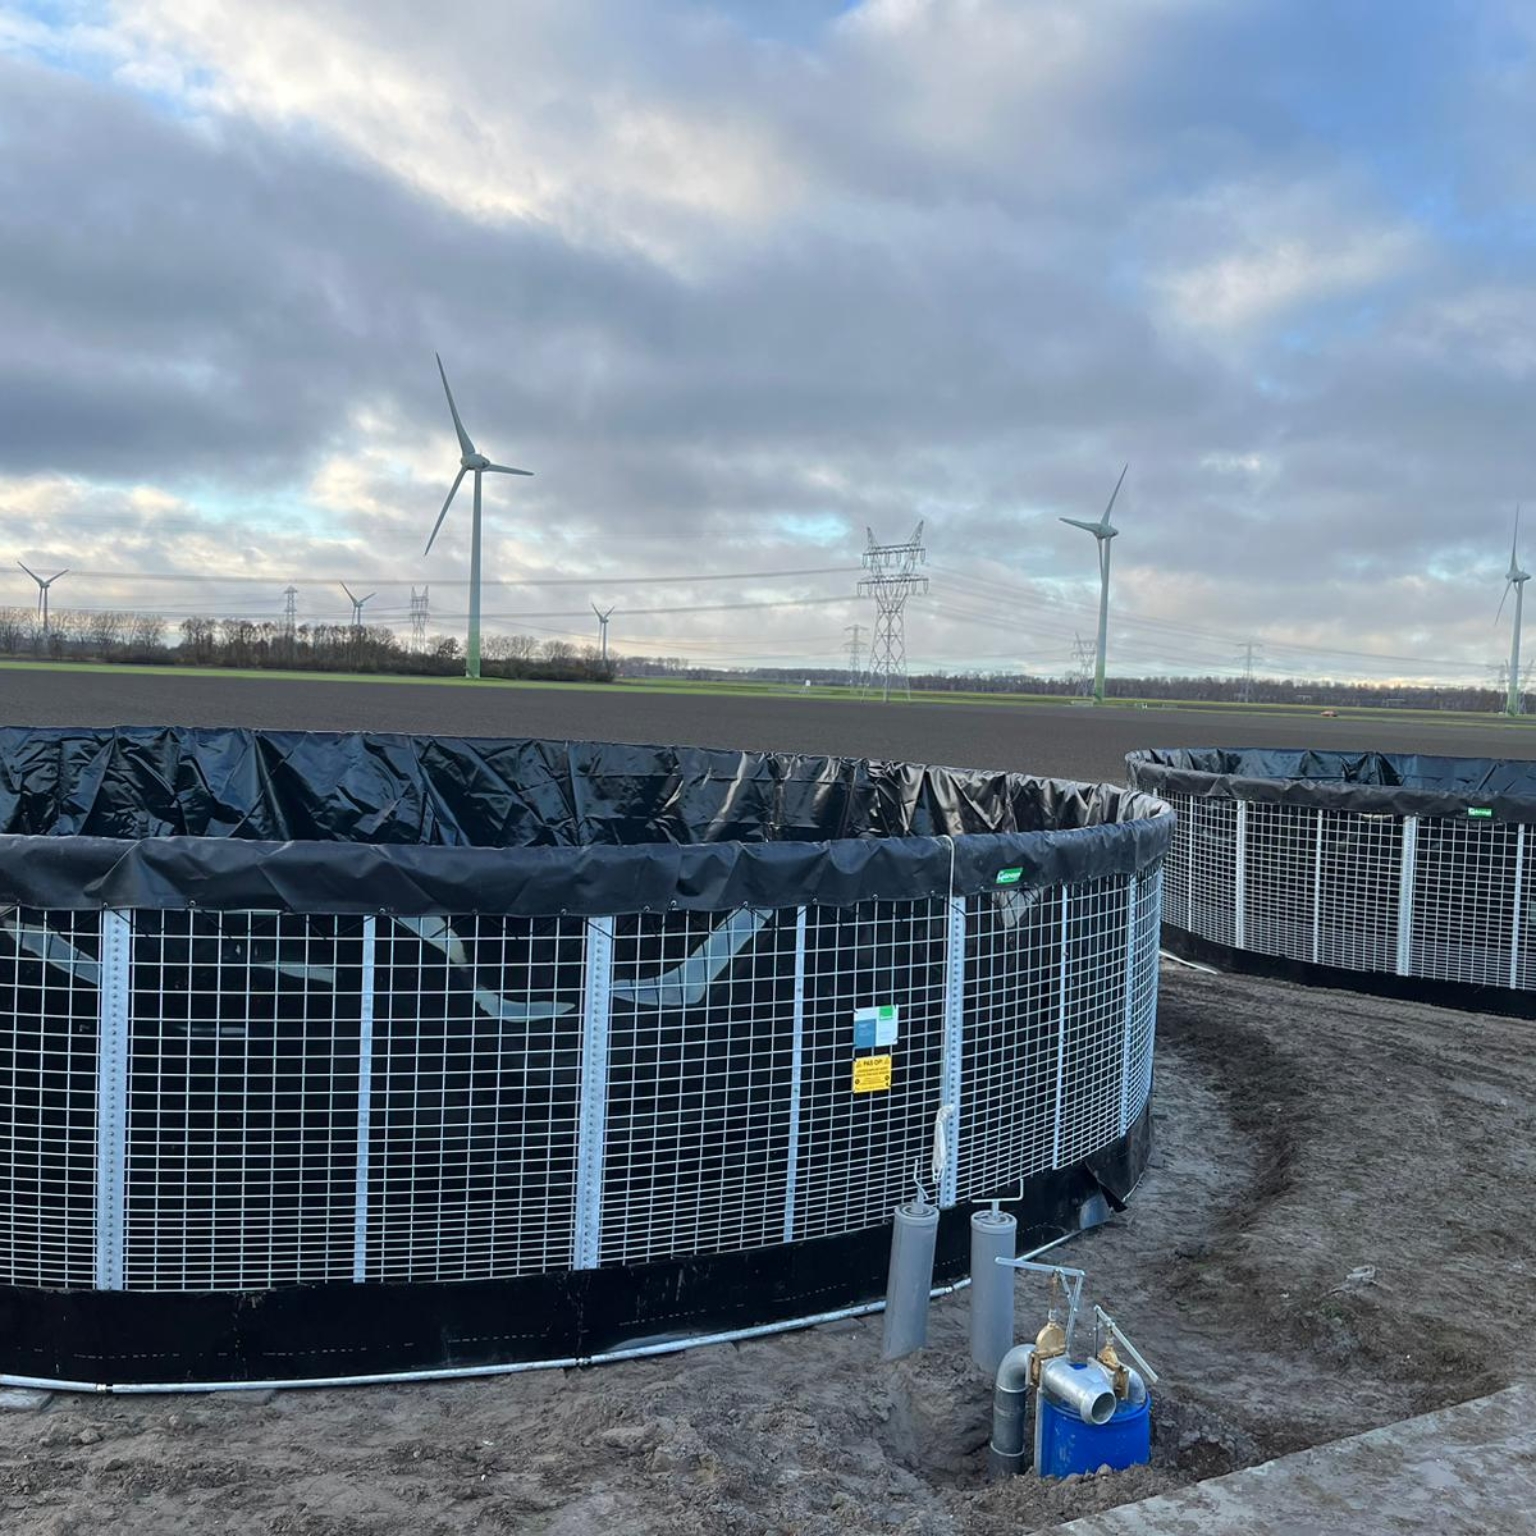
[985,1259,1157,1480]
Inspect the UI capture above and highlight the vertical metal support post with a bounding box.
[1397,817,1419,978]
[352,916,377,1284]
[95,909,132,1292]
[1119,875,1137,1136]
[1186,797,1196,932]
[782,907,807,1243]
[1312,809,1324,964]
[1512,825,1526,991]
[1233,801,1248,950]
[1146,866,1162,1088]
[1052,889,1070,1170]
[572,915,614,1270]
[938,894,966,1208]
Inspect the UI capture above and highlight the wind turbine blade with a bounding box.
[436,353,476,458]
[361,593,375,605]
[340,582,357,604]
[1100,463,1130,529]
[424,467,467,555]
[484,463,534,477]
[1060,517,1102,535]
[16,561,36,582]
[1498,581,1513,624]
[1515,505,1523,566]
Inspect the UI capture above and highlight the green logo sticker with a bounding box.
[1468,807,1494,820]
[996,867,1024,886]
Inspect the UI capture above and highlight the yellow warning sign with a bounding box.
[852,1054,893,1094]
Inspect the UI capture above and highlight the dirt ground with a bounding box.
[2,663,1535,784]
[2,959,1532,1535]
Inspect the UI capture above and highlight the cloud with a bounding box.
[0,2,1532,681]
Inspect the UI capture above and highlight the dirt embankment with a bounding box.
[2,964,1533,1534]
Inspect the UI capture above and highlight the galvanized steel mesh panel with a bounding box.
[122,912,365,1291]
[954,886,1061,1198]
[1056,877,1132,1167]
[1167,790,1536,996]
[365,915,585,1283]
[790,899,948,1242]
[1410,818,1519,987]
[599,909,795,1266]
[0,863,1163,1297]
[0,909,99,1289]
[1186,798,1238,947]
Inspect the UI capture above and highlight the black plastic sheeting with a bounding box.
[0,1107,1150,1387]
[1127,746,1536,823]
[0,728,1171,916]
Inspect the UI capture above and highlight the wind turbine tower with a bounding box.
[424,354,533,680]
[1500,507,1530,718]
[18,563,67,635]
[1060,464,1128,705]
[340,582,375,629]
[858,523,928,701]
[410,586,430,653]
[592,604,614,665]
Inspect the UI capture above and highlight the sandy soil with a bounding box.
[2,960,1532,1535]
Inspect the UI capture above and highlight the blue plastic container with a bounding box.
[1037,1388,1152,1478]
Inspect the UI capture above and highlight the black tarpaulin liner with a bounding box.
[0,727,1171,915]
[1126,746,1536,823]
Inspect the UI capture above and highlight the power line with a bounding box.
[62,564,860,589]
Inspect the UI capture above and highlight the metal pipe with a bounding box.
[1038,1356,1117,1426]
[1123,1367,1147,1408]
[969,1207,1016,1376]
[988,1343,1036,1479]
[881,1200,940,1360]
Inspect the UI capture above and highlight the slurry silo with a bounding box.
[0,728,1170,1388]
[1128,747,1536,1015]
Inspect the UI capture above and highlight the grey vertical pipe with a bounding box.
[881,1201,939,1360]
[988,1343,1036,1479]
[969,1208,1017,1375]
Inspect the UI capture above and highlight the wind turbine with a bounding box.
[424,354,533,680]
[19,562,66,627]
[340,582,375,628]
[1498,507,1530,718]
[1059,464,1128,705]
[592,604,614,665]
[17,562,67,635]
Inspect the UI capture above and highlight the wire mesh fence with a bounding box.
[0,868,1161,1297]
[1152,783,1535,995]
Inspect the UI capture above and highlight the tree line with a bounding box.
[0,608,615,682]
[0,606,1512,709]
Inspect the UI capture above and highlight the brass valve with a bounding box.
[1096,1337,1131,1399]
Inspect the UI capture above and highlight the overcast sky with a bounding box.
[1,0,1533,682]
